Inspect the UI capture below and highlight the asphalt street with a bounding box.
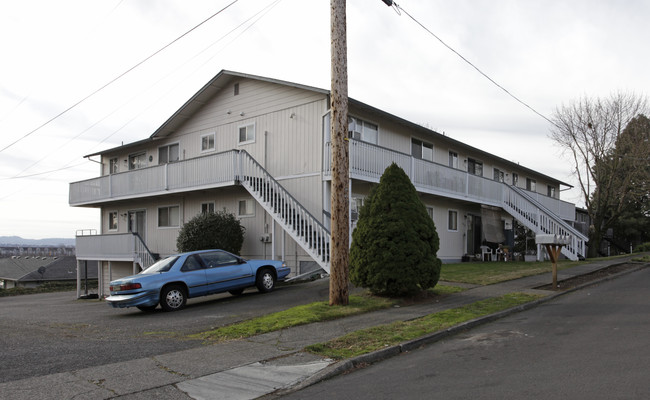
[279,267,650,400]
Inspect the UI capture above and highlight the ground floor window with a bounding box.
[238,199,255,217]
[448,209,458,231]
[158,206,179,228]
[108,211,118,231]
[201,202,215,214]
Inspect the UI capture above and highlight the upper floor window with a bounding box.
[239,123,255,144]
[201,133,215,152]
[234,83,239,96]
[467,158,483,177]
[108,211,118,231]
[493,168,504,182]
[348,116,378,144]
[158,205,179,228]
[129,152,147,170]
[526,178,536,192]
[411,138,433,161]
[159,144,179,164]
[201,202,215,214]
[448,151,458,168]
[109,158,119,174]
[547,185,556,198]
[512,172,519,186]
[426,206,434,220]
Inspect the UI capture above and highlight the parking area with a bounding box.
[0,279,330,384]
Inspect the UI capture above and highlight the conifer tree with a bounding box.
[350,163,441,296]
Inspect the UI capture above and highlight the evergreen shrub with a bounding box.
[176,211,245,254]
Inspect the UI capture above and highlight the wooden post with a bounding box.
[545,244,562,289]
[329,0,350,306]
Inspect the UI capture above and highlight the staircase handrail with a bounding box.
[132,232,157,270]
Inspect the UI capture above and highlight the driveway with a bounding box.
[0,279,330,383]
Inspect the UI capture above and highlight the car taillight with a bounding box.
[110,282,142,291]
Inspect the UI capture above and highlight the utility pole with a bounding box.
[329,0,349,306]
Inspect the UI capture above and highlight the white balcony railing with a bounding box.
[69,151,239,206]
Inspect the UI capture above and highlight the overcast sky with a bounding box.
[1,0,648,239]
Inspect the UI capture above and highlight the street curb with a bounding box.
[275,262,648,396]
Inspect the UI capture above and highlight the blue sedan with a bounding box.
[106,249,290,312]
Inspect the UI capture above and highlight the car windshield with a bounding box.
[141,256,179,274]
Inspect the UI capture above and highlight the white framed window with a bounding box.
[108,211,118,231]
[238,123,255,144]
[238,199,255,217]
[448,151,458,169]
[526,178,536,192]
[493,168,504,182]
[201,133,215,152]
[411,138,433,161]
[468,158,483,176]
[158,143,179,164]
[109,158,119,174]
[426,206,434,220]
[512,172,519,186]
[348,116,378,144]
[158,205,180,228]
[547,185,556,198]
[128,152,147,170]
[201,202,215,214]
[448,210,458,231]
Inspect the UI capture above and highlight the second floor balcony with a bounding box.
[70,141,575,222]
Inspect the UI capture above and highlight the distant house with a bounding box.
[0,256,96,289]
[69,70,588,297]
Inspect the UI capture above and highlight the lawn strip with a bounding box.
[305,292,543,360]
[440,261,586,285]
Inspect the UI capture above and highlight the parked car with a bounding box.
[106,249,290,312]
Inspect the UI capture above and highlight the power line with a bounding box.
[381,1,561,130]
[0,0,239,154]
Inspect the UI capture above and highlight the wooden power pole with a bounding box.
[329,0,349,306]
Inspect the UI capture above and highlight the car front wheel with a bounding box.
[256,269,275,293]
[160,285,187,311]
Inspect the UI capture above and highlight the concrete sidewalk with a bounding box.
[2,257,646,400]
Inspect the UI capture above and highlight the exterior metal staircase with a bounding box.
[237,151,331,273]
[502,185,587,260]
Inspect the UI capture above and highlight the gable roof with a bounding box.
[85,70,571,187]
[0,256,97,282]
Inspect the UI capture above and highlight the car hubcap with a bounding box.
[166,290,183,309]
[263,273,273,289]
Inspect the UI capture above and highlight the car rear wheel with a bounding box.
[228,288,245,296]
[160,285,187,311]
[256,269,275,293]
[137,305,157,312]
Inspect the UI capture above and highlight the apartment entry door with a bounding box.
[466,214,482,256]
[128,210,146,241]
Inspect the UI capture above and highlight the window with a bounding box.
[526,178,536,192]
[201,202,215,214]
[199,251,239,268]
[158,206,180,228]
[448,210,458,231]
[201,134,215,152]
[467,158,483,176]
[159,143,179,164]
[108,211,118,231]
[426,206,434,220]
[348,116,378,144]
[512,173,519,186]
[238,124,255,144]
[129,152,147,170]
[547,185,556,198]
[109,158,119,174]
[234,83,239,96]
[448,151,458,168]
[493,168,504,182]
[238,199,255,217]
[411,138,433,161]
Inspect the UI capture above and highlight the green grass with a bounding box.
[191,294,395,342]
[305,292,543,359]
[439,260,587,285]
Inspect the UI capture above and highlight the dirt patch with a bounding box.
[535,263,646,291]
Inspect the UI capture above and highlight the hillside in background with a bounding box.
[0,236,75,247]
